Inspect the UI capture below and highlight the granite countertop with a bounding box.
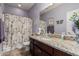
[30,35,79,56]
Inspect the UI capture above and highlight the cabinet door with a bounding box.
[34,45,49,56]
[54,48,71,56]
[42,51,49,56]
[34,45,42,56]
[34,40,53,55]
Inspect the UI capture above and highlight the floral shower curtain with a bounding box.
[0,13,32,52]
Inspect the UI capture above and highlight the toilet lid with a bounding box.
[23,41,30,45]
[16,44,23,49]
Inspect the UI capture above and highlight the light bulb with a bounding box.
[18,4,22,7]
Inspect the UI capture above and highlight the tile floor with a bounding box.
[1,48,31,56]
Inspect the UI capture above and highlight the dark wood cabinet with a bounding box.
[30,37,71,56]
[30,39,34,55]
[53,48,71,56]
[34,45,42,56]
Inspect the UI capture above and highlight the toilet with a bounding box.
[23,41,30,51]
[16,41,30,51]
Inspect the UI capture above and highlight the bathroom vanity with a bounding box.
[30,36,76,56]
[30,35,79,56]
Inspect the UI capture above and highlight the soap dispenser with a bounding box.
[61,32,65,42]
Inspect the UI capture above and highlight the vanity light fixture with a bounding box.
[18,4,22,7]
[49,3,53,6]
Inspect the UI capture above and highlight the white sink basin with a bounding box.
[41,36,53,40]
[42,37,50,40]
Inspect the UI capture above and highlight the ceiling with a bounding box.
[4,3,62,15]
[5,3,34,11]
[40,3,62,15]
